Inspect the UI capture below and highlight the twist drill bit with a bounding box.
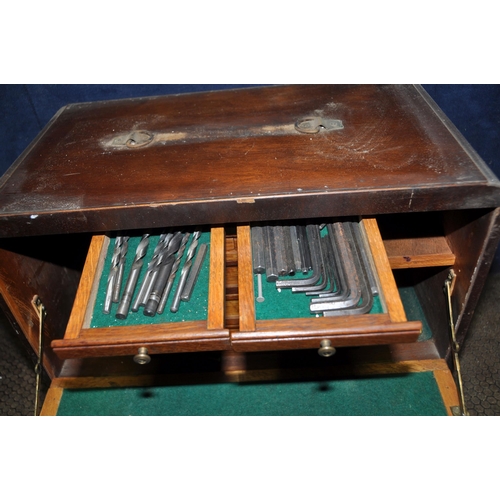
[132,233,172,312]
[116,234,150,320]
[181,242,208,302]
[157,232,192,315]
[170,231,201,313]
[103,237,123,314]
[112,237,129,303]
[143,232,184,317]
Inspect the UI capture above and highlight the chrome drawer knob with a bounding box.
[318,340,336,358]
[133,347,151,365]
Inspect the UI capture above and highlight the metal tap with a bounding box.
[116,234,150,320]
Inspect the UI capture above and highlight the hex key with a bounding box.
[309,222,362,313]
[306,237,335,296]
[310,222,359,307]
[276,225,321,289]
[251,226,266,275]
[352,222,379,297]
[323,222,374,316]
[292,227,329,293]
[296,225,312,272]
[264,226,279,282]
[308,224,349,299]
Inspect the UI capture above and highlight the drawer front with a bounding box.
[232,219,422,352]
[52,228,229,359]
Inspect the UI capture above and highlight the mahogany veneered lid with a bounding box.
[1,84,499,237]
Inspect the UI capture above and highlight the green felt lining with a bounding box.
[398,286,433,341]
[91,232,211,328]
[56,371,447,416]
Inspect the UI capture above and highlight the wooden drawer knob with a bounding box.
[318,340,336,358]
[133,347,151,365]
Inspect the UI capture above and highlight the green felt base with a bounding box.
[398,286,433,341]
[57,372,447,416]
[91,232,211,328]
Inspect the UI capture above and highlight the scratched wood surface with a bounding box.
[2,84,499,238]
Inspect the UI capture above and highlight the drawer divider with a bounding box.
[237,225,256,332]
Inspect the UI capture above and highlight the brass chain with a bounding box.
[32,296,46,416]
[444,272,468,416]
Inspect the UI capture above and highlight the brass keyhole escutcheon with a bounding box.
[133,347,151,365]
[318,340,336,358]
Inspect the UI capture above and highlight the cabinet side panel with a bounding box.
[444,207,500,346]
[0,234,90,377]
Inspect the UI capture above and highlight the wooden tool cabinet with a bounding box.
[1,85,499,411]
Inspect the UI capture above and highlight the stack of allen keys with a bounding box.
[251,221,380,317]
[104,231,208,320]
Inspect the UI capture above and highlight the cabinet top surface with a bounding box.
[1,84,499,237]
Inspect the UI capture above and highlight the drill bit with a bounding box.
[143,232,184,317]
[157,232,192,315]
[115,234,150,320]
[103,237,123,314]
[181,242,208,302]
[132,233,172,312]
[112,236,129,303]
[170,231,201,313]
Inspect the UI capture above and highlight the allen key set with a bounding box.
[251,221,381,317]
[103,231,208,320]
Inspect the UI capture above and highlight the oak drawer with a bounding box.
[232,219,423,352]
[52,228,229,359]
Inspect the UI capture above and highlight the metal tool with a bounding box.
[311,223,351,301]
[264,226,279,282]
[310,223,360,309]
[353,223,379,297]
[103,238,122,314]
[296,225,312,272]
[156,232,192,315]
[290,225,328,293]
[289,226,303,274]
[251,226,266,275]
[306,236,336,296]
[113,237,129,303]
[170,232,201,313]
[143,232,184,317]
[276,225,321,289]
[132,233,172,312]
[273,225,288,277]
[251,220,379,317]
[181,242,208,302]
[116,234,150,320]
[256,274,265,303]
[311,222,374,316]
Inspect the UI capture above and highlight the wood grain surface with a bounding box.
[65,235,107,338]
[236,225,256,333]
[362,218,408,323]
[384,236,456,269]
[2,84,499,238]
[0,234,90,377]
[207,227,225,330]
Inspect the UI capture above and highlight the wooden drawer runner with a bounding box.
[232,219,422,352]
[52,228,229,358]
